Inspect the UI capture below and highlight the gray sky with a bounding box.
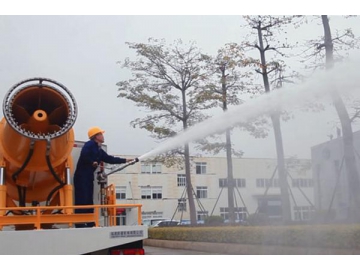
[1,5,360,160]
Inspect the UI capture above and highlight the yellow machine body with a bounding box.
[0,78,78,227]
[0,79,147,256]
[0,118,74,203]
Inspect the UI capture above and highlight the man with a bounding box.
[73,126,134,228]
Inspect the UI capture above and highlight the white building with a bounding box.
[311,130,360,221]
[107,155,314,224]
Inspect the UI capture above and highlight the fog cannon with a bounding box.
[0,78,77,219]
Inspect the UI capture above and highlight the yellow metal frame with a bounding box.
[0,184,143,230]
[0,203,143,230]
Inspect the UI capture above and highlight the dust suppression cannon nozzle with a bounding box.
[0,77,78,218]
[129,157,139,165]
[2,77,78,140]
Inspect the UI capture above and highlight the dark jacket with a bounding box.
[74,140,127,208]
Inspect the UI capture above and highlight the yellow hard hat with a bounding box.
[88,126,105,139]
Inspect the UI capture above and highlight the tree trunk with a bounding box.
[225,128,236,223]
[184,142,197,225]
[322,15,360,222]
[220,66,236,224]
[256,22,292,223]
[181,87,197,225]
[271,112,291,222]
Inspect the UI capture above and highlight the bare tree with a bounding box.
[321,15,360,222]
[116,38,215,225]
[242,15,302,223]
[197,43,269,223]
[297,15,360,222]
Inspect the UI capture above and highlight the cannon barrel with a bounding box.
[0,78,77,207]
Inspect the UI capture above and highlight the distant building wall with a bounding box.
[311,130,360,221]
[108,155,314,223]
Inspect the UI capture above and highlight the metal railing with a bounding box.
[0,203,143,230]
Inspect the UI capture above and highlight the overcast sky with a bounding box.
[1,4,360,160]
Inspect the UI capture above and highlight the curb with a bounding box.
[144,238,360,255]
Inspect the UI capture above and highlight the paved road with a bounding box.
[144,245,220,255]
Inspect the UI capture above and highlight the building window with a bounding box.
[177,174,186,186]
[219,207,247,221]
[196,186,208,199]
[220,207,229,220]
[141,187,151,200]
[257,198,282,219]
[219,178,227,187]
[197,211,208,222]
[219,178,246,188]
[292,178,314,188]
[115,186,126,200]
[152,187,162,199]
[196,162,207,174]
[256,178,279,188]
[141,186,162,200]
[141,162,162,174]
[236,178,246,188]
[236,207,248,221]
[116,215,126,226]
[256,178,265,188]
[294,206,315,221]
[142,211,164,220]
[178,198,187,212]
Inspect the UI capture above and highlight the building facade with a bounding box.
[311,130,360,221]
[108,155,314,224]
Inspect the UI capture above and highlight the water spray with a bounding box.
[102,55,360,176]
[135,55,360,161]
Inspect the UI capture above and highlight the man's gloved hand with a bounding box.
[127,157,139,165]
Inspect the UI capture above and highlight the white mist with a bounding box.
[138,55,360,161]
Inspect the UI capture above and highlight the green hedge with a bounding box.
[148,224,360,250]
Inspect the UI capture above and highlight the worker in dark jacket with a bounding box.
[74,126,134,228]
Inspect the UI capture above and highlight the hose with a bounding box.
[45,139,65,208]
[12,140,35,207]
[97,158,139,180]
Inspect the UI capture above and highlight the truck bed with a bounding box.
[0,225,147,255]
